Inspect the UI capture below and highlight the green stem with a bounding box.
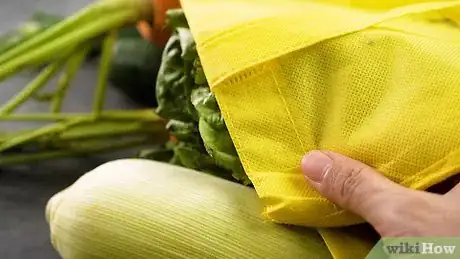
[55,120,166,142]
[0,0,149,66]
[0,117,90,152]
[0,10,138,82]
[0,136,155,166]
[51,45,91,113]
[93,30,117,115]
[0,109,163,122]
[0,120,167,152]
[0,60,64,115]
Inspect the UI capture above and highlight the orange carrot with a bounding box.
[137,0,181,47]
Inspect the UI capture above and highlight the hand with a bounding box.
[301,151,460,237]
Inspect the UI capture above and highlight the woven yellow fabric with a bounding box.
[181,0,460,257]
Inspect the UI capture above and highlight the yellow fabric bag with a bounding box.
[181,0,460,257]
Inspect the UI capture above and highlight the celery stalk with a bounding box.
[0,11,135,81]
[0,117,90,152]
[51,45,92,113]
[0,110,163,122]
[0,0,151,66]
[0,0,159,165]
[0,137,156,166]
[56,121,167,142]
[0,120,166,143]
[0,0,152,82]
[0,60,65,114]
[93,30,118,115]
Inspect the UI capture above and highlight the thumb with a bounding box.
[301,150,410,226]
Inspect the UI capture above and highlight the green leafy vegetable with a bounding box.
[192,87,251,185]
[152,9,251,185]
[193,59,207,86]
[165,9,189,30]
[172,142,214,170]
[166,120,200,143]
[155,11,198,122]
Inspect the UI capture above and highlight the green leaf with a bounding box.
[191,87,251,185]
[194,66,207,86]
[202,141,251,185]
[191,87,218,114]
[173,142,214,170]
[165,9,189,30]
[177,28,196,61]
[166,120,201,144]
[191,87,226,129]
[155,30,198,122]
[198,118,235,155]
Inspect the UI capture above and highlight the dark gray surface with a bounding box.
[0,1,144,258]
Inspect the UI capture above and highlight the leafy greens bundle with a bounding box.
[152,9,251,186]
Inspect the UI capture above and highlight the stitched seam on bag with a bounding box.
[222,66,266,87]
[260,191,347,213]
[269,66,306,153]
[214,71,263,173]
[214,89,247,170]
[254,175,364,225]
[213,65,278,188]
[400,147,460,188]
[220,103,274,204]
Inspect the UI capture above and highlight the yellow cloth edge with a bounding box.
[181,0,460,88]
[254,145,460,227]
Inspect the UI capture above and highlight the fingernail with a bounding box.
[301,151,332,183]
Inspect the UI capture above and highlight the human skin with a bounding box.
[301,151,460,237]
